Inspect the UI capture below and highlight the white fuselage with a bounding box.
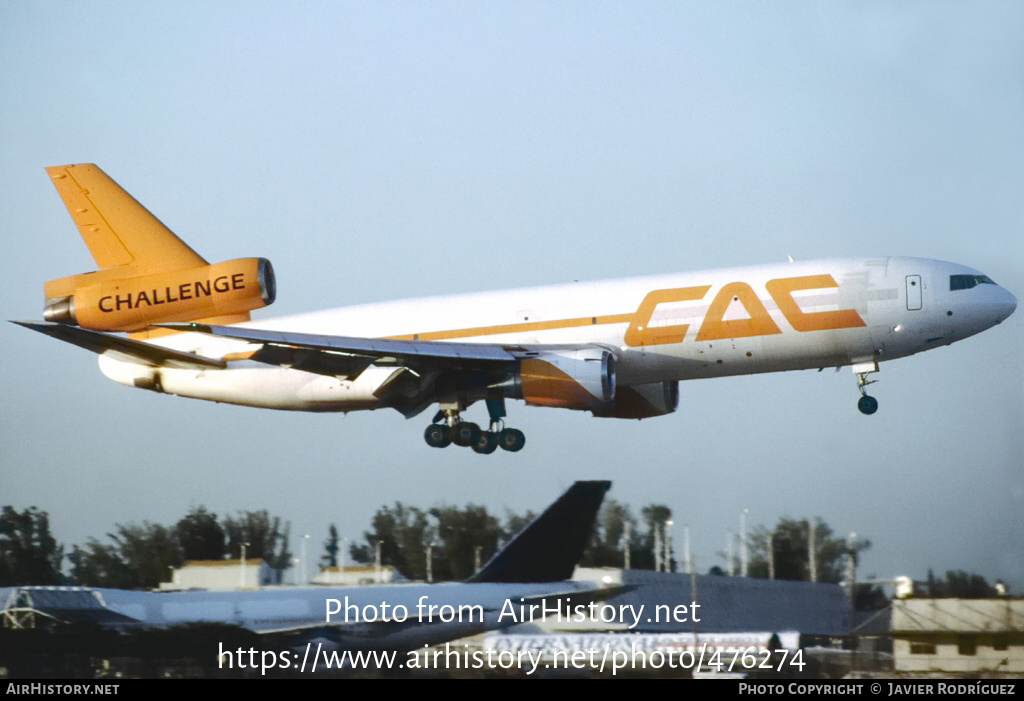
[98,257,1016,413]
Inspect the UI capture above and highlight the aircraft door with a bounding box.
[906,275,922,311]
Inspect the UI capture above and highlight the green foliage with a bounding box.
[175,507,225,561]
[349,502,512,581]
[321,524,340,568]
[349,497,682,580]
[223,510,292,574]
[68,508,291,589]
[349,502,432,579]
[926,569,999,598]
[0,506,64,585]
[746,517,869,584]
[579,499,637,568]
[70,523,181,589]
[634,504,673,571]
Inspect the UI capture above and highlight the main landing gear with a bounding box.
[423,399,525,453]
[853,361,879,415]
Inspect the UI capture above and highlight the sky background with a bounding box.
[2,2,1022,591]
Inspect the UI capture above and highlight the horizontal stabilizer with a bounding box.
[13,321,226,370]
[468,480,610,583]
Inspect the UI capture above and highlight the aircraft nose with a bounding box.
[997,287,1017,323]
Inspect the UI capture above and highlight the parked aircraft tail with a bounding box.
[468,480,611,583]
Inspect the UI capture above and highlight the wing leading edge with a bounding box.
[13,321,226,370]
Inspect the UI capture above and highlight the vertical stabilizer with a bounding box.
[45,164,206,279]
[40,165,274,336]
[467,481,611,583]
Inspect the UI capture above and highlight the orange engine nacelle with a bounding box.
[512,349,616,413]
[44,257,276,332]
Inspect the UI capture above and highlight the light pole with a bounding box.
[664,520,673,573]
[621,521,631,570]
[740,508,748,577]
[683,525,691,575]
[809,518,818,583]
[427,542,436,583]
[301,534,310,586]
[654,526,662,572]
[240,542,250,589]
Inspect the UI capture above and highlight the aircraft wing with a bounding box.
[13,321,226,370]
[160,322,523,363]
[157,323,619,418]
[157,322,612,372]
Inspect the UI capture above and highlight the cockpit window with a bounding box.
[950,274,996,291]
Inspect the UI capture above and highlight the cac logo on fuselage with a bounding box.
[624,274,865,347]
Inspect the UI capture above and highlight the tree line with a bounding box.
[0,503,1006,598]
[0,506,290,589]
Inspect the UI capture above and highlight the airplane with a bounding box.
[16,164,1017,452]
[0,481,616,656]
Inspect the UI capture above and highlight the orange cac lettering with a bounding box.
[696,282,781,341]
[624,286,710,347]
[765,275,865,332]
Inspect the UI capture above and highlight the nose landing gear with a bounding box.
[853,361,879,415]
[857,394,878,415]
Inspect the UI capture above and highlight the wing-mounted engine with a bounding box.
[501,349,616,413]
[594,381,679,419]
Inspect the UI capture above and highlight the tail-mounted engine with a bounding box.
[43,257,275,332]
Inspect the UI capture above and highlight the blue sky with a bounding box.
[2,2,1022,589]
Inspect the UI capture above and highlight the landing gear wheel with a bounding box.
[498,428,526,452]
[472,432,499,454]
[424,424,452,448]
[452,422,482,447]
[857,395,878,415]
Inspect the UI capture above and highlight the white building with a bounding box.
[159,559,274,590]
[312,565,406,586]
[893,598,1023,675]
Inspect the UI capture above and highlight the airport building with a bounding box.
[891,598,1024,674]
[159,558,275,590]
[313,565,407,586]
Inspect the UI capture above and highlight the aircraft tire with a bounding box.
[424,424,452,447]
[453,422,482,447]
[498,428,526,452]
[857,395,879,415]
[472,432,499,454]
